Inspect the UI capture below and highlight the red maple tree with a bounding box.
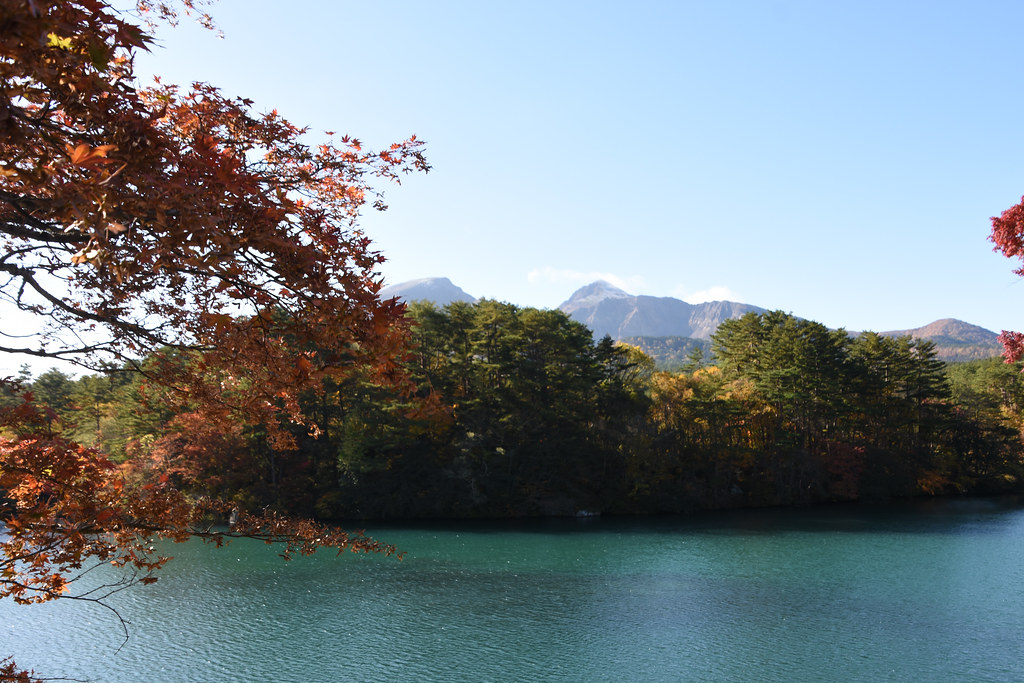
[1,1,424,676]
[991,197,1024,362]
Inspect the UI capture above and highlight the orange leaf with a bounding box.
[66,143,117,168]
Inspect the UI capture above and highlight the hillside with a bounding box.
[882,318,1003,362]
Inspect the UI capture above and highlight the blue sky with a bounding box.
[104,2,1024,332]
[11,0,1024,378]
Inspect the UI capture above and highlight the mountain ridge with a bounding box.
[558,280,765,340]
[880,318,1002,362]
[383,277,1004,363]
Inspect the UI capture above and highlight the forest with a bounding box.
[8,1,1024,680]
[7,303,1023,521]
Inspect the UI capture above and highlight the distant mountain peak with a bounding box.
[556,281,763,341]
[379,277,476,306]
[882,318,997,343]
[391,276,456,289]
[881,318,1001,362]
[559,281,632,308]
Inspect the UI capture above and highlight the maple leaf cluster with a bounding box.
[0,657,33,683]
[0,381,400,605]
[1,0,429,434]
[0,1,423,673]
[991,198,1024,364]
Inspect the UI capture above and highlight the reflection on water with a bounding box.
[4,498,1024,682]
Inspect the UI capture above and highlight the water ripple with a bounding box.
[4,500,1024,681]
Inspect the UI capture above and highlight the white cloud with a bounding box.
[678,285,743,304]
[527,267,645,294]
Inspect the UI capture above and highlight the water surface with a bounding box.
[4,498,1024,681]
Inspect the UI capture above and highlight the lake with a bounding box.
[4,498,1024,682]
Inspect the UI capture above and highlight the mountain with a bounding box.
[379,277,1003,365]
[558,280,632,308]
[881,318,1003,362]
[558,281,765,340]
[379,277,476,306]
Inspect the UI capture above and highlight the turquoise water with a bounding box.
[4,498,1024,681]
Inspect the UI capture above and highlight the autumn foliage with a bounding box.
[1,0,423,675]
[0,381,400,607]
[990,197,1024,363]
[1,0,427,432]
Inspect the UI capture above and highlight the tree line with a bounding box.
[9,303,1023,520]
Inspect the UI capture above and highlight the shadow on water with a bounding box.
[358,494,1024,539]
